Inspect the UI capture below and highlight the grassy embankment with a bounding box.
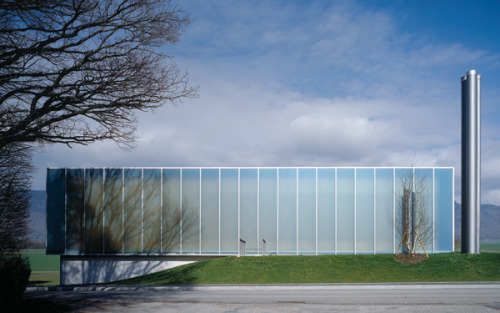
[22,243,500,286]
[21,250,60,286]
[111,252,500,285]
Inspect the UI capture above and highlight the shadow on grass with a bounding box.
[114,260,205,285]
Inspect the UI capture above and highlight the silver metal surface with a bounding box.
[461,69,481,254]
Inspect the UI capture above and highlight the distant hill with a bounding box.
[27,190,500,243]
[455,202,500,241]
[28,190,46,242]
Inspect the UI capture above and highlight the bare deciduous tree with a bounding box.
[0,0,197,149]
[0,143,32,254]
[395,170,432,256]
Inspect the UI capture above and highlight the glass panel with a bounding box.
[356,169,374,254]
[317,168,335,254]
[337,168,354,253]
[143,169,161,254]
[298,168,316,254]
[259,169,277,254]
[162,169,180,254]
[181,169,200,254]
[201,169,219,254]
[415,169,433,253]
[46,169,66,254]
[221,169,238,254]
[104,169,123,254]
[278,168,297,254]
[85,169,104,254]
[123,169,142,254]
[395,168,412,253]
[435,168,454,252]
[66,169,84,254]
[375,169,394,254]
[240,169,258,254]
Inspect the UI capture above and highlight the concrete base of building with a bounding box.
[60,255,224,285]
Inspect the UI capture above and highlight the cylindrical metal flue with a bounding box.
[461,69,481,254]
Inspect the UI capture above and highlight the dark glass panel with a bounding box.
[46,169,66,254]
[66,169,84,254]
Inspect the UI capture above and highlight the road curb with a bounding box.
[25,282,500,292]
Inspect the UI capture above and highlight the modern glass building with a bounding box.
[46,167,454,284]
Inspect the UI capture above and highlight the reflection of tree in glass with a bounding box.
[123,171,142,253]
[179,197,200,253]
[103,169,124,254]
[85,170,104,254]
[143,170,161,254]
[395,171,432,255]
[66,170,84,253]
[162,198,198,253]
[80,169,199,255]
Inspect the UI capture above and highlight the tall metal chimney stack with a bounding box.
[461,69,481,254]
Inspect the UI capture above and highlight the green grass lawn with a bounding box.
[110,252,500,285]
[21,250,60,286]
[18,245,500,286]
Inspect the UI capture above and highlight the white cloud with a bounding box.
[31,0,500,206]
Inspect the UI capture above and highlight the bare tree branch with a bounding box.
[0,0,197,149]
[0,143,32,254]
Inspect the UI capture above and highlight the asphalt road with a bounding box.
[23,283,500,313]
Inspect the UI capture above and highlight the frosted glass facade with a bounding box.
[46,167,454,255]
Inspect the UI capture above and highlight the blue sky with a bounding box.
[32,0,500,205]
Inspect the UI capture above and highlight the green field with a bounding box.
[21,250,60,286]
[455,241,500,253]
[479,242,500,253]
[110,252,500,285]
